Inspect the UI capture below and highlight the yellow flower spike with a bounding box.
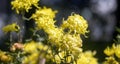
[61,13,88,35]
[2,23,20,33]
[11,0,39,14]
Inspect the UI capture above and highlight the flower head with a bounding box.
[115,44,120,58]
[31,7,57,21]
[75,51,98,64]
[35,18,56,30]
[104,44,116,56]
[22,53,39,64]
[103,56,119,64]
[11,0,39,14]
[0,50,12,62]
[61,13,88,35]
[2,23,20,33]
[23,41,38,53]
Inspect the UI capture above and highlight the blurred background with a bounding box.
[0,0,120,62]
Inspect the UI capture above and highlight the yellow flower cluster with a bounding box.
[11,0,39,14]
[23,41,49,53]
[22,53,39,64]
[104,44,120,58]
[31,7,57,30]
[46,28,63,46]
[31,7,57,20]
[103,44,120,64]
[23,41,39,53]
[30,7,88,62]
[103,56,119,64]
[8,0,91,63]
[61,34,82,58]
[0,50,12,62]
[76,51,98,64]
[2,23,20,33]
[53,50,98,64]
[22,41,52,64]
[61,14,88,35]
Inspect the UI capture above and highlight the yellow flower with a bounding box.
[37,43,48,51]
[0,50,12,62]
[61,13,88,35]
[104,46,114,56]
[66,56,72,63]
[30,7,57,30]
[104,44,116,56]
[31,7,57,20]
[61,34,83,58]
[54,55,61,63]
[62,34,82,50]
[75,51,98,64]
[46,28,63,46]
[54,51,65,64]
[115,44,120,58]
[103,56,119,64]
[11,0,39,14]
[45,49,53,61]
[35,18,56,30]
[22,53,39,64]
[0,55,12,62]
[2,23,20,33]
[23,41,38,53]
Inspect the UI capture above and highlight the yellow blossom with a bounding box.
[22,53,39,64]
[61,34,83,58]
[30,7,57,30]
[104,44,116,56]
[103,56,119,64]
[23,41,38,53]
[38,43,48,51]
[2,23,20,33]
[46,28,63,46]
[31,7,57,20]
[11,0,39,14]
[54,51,65,64]
[104,46,114,56]
[66,56,72,63]
[61,13,88,35]
[0,50,12,62]
[75,51,98,64]
[115,44,120,58]
[62,34,82,50]
[45,49,53,61]
[35,18,56,30]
